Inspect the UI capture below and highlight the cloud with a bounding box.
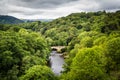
[8,0,79,9]
[96,0,120,10]
[0,0,120,19]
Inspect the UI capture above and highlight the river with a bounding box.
[49,51,65,75]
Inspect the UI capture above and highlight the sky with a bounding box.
[0,0,120,19]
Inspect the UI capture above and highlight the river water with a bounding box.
[49,51,65,75]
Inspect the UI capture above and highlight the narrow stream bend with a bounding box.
[49,51,65,75]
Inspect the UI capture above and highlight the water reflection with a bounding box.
[49,51,65,75]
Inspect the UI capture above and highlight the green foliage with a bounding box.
[0,29,50,79]
[105,37,120,68]
[62,46,109,80]
[80,36,93,48]
[21,56,46,72]
[18,21,43,31]
[0,24,22,32]
[19,65,56,80]
[0,10,120,80]
[93,36,107,46]
[10,10,119,46]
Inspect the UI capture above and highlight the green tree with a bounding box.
[105,37,120,69]
[63,46,109,80]
[19,65,56,80]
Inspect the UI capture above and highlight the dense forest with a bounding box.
[0,10,120,80]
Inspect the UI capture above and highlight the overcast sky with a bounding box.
[0,0,120,19]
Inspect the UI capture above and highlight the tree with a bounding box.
[0,30,50,79]
[19,65,56,80]
[63,46,109,80]
[80,36,93,48]
[105,37,120,69]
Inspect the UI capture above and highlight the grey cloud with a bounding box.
[22,11,44,16]
[8,0,79,9]
[10,10,25,13]
[95,0,120,10]
[75,0,120,12]
[0,0,120,19]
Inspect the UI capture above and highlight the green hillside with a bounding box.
[0,15,24,24]
[0,10,120,80]
[38,10,120,46]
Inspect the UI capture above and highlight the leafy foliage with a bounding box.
[0,28,50,79]
[20,65,56,80]
[0,10,120,80]
[62,47,109,80]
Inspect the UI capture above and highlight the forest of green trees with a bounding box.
[0,10,120,80]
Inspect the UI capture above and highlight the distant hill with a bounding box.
[0,15,24,24]
[22,19,53,22]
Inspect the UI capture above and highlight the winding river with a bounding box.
[49,51,65,75]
